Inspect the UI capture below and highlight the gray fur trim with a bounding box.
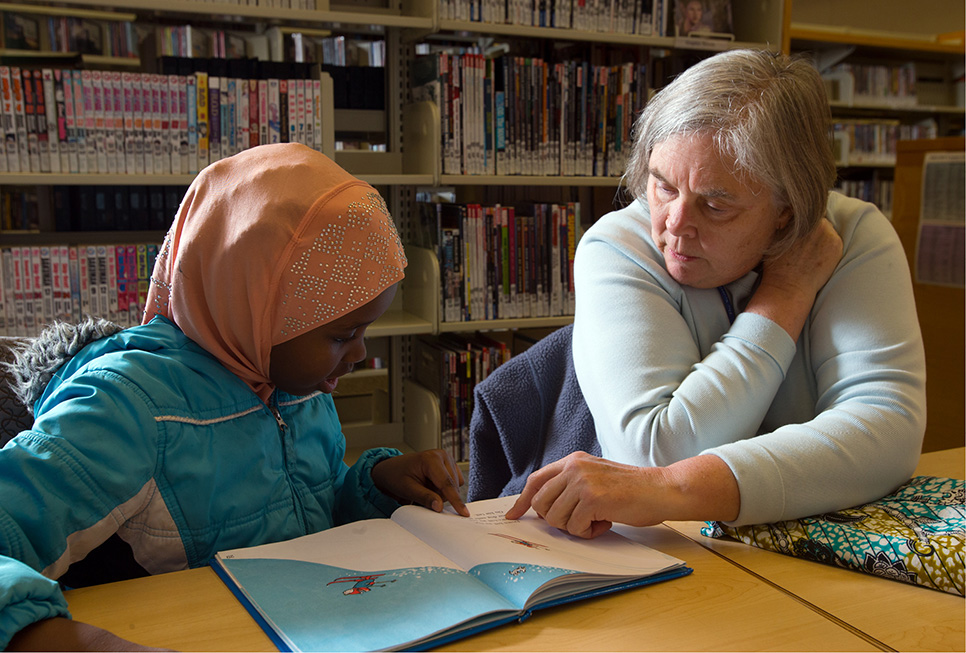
[4,318,124,414]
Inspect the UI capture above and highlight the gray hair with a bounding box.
[623,49,836,258]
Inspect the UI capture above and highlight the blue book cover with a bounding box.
[212,495,691,652]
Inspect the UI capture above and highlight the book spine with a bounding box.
[120,72,135,175]
[311,79,321,152]
[57,244,71,322]
[91,70,109,174]
[1,67,18,172]
[237,76,249,154]
[130,73,144,174]
[105,244,118,324]
[11,68,30,173]
[68,246,80,323]
[278,79,288,143]
[258,78,268,147]
[248,78,259,149]
[29,246,43,332]
[226,76,237,157]
[0,248,14,335]
[195,71,209,170]
[267,77,280,144]
[157,74,171,175]
[31,70,50,172]
[150,73,164,174]
[38,246,54,328]
[177,74,188,175]
[109,70,125,174]
[80,70,98,173]
[186,74,198,173]
[219,73,228,157]
[12,248,26,335]
[208,74,221,162]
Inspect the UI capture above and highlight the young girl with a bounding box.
[2,143,467,650]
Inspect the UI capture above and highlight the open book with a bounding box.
[211,495,691,652]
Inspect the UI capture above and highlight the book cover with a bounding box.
[213,495,690,652]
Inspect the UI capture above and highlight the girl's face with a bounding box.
[647,132,788,289]
[269,283,397,395]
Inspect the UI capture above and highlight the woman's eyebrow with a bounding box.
[650,169,735,200]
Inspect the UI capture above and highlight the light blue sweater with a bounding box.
[573,191,926,525]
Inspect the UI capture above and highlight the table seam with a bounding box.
[665,524,897,653]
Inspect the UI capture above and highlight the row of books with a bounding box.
[825,62,918,107]
[0,243,160,337]
[52,185,187,233]
[413,51,649,177]
[2,13,137,59]
[412,333,513,462]
[0,187,39,232]
[438,0,670,36]
[836,176,894,217]
[413,201,582,323]
[0,64,326,176]
[833,118,938,166]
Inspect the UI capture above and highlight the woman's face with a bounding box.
[647,133,788,289]
[269,283,397,395]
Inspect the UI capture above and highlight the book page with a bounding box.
[215,518,514,652]
[392,495,684,577]
[217,517,459,570]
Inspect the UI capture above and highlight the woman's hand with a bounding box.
[505,452,740,538]
[8,617,172,651]
[748,218,844,341]
[371,450,469,516]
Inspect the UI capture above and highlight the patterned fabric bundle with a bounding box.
[702,475,965,595]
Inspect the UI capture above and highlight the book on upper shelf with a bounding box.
[211,494,691,652]
[672,0,733,39]
[1,12,40,51]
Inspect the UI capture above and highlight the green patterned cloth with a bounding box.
[701,475,965,595]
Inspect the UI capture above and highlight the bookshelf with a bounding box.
[0,0,788,460]
[784,0,965,218]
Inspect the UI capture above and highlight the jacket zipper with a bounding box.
[270,393,307,534]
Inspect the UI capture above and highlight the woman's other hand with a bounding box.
[371,450,469,516]
[748,218,844,341]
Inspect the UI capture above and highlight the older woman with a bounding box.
[507,49,926,538]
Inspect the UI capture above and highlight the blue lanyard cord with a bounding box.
[717,286,736,325]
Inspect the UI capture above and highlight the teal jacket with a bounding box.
[0,317,400,646]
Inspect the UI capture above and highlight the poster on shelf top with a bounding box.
[672,0,734,48]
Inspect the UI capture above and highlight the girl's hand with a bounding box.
[371,450,469,517]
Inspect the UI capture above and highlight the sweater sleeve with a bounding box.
[0,555,71,649]
[334,447,403,524]
[573,204,798,467]
[0,369,160,646]
[709,196,926,524]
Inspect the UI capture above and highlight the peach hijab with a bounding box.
[143,143,407,402]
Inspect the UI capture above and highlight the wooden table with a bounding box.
[64,448,965,652]
[665,447,965,653]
